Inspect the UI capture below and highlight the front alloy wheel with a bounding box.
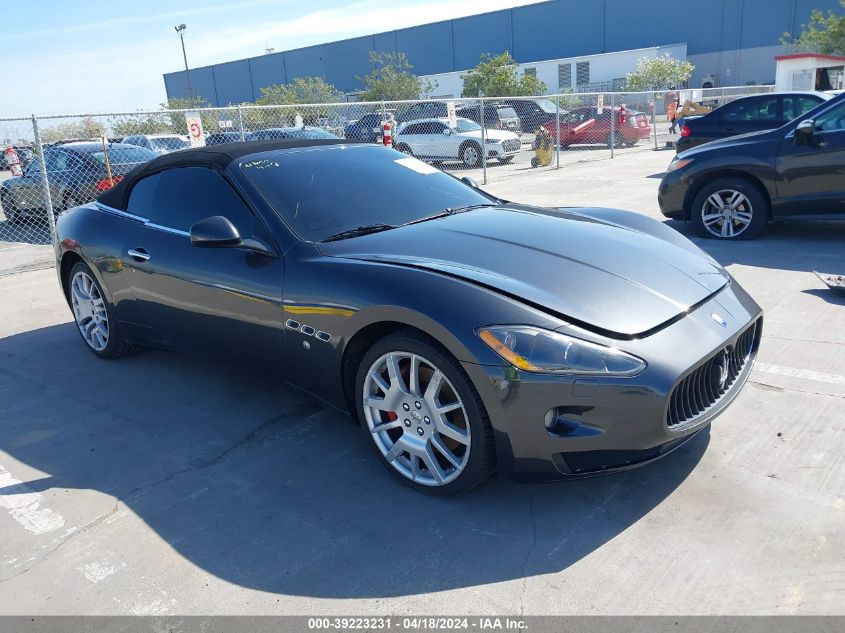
[363,352,470,486]
[691,178,767,240]
[356,331,495,494]
[700,189,754,238]
[461,143,482,167]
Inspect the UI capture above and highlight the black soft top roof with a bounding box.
[97,138,350,210]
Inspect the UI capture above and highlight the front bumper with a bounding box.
[462,280,762,482]
[657,168,689,219]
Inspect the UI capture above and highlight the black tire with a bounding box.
[530,157,539,168]
[354,328,496,495]
[68,261,133,359]
[606,133,622,149]
[395,143,413,156]
[460,142,483,168]
[498,155,515,164]
[690,177,768,240]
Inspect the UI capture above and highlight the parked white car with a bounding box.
[122,134,190,155]
[394,117,521,167]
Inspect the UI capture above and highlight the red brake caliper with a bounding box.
[385,362,411,422]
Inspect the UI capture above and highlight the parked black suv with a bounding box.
[659,92,845,240]
[455,104,522,133]
[496,98,559,133]
[676,91,831,153]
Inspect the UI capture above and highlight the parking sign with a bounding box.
[185,111,206,147]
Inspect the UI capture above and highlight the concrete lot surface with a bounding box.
[0,150,843,615]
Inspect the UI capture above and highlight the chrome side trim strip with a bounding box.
[145,223,190,237]
[94,202,147,224]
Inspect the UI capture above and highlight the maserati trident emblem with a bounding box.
[711,313,728,328]
[711,349,731,390]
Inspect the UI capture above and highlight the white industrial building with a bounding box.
[423,44,689,98]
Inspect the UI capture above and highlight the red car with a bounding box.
[543,106,652,148]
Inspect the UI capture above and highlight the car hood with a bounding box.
[317,206,729,337]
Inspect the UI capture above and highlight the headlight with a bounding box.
[477,326,646,376]
[666,157,693,173]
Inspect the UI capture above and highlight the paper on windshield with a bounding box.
[394,156,440,175]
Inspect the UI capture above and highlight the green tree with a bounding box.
[461,52,547,97]
[253,76,345,127]
[626,54,695,91]
[357,52,435,101]
[113,114,173,137]
[781,1,845,55]
[41,117,106,143]
[257,76,344,105]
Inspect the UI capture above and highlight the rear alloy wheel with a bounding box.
[691,178,768,240]
[68,261,132,359]
[461,143,482,168]
[498,155,515,164]
[356,331,495,494]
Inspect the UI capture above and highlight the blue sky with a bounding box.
[4,0,544,117]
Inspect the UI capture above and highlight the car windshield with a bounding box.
[149,136,189,151]
[90,147,157,165]
[287,129,341,139]
[535,99,557,114]
[240,145,494,242]
[455,119,481,133]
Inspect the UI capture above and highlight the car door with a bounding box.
[421,121,450,158]
[775,98,845,217]
[124,166,288,366]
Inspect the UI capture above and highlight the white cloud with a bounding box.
[2,0,545,117]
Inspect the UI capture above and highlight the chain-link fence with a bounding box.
[1,85,774,274]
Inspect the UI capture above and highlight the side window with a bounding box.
[719,96,778,122]
[125,172,161,220]
[432,122,447,133]
[402,123,423,135]
[815,101,845,133]
[149,167,255,236]
[783,96,821,121]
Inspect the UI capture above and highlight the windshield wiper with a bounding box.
[321,224,398,242]
[404,203,499,227]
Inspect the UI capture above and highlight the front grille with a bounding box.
[667,318,761,428]
[558,436,689,475]
[502,139,521,152]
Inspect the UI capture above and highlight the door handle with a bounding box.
[128,248,150,262]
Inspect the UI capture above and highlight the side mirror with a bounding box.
[795,119,816,145]
[443,128,452,135]
[461,176,480,189]
[190,215,241,248]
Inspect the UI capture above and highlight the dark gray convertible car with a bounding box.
[55,139,762,494]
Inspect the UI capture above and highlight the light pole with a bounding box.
[174,24,194,107]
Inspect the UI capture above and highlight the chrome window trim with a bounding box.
[145,222,190,238]
[93,203,190,237]
[94,202,147,224]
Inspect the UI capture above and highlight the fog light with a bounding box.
[544,408,579,433]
